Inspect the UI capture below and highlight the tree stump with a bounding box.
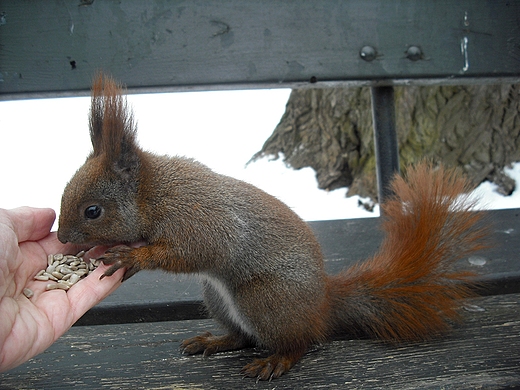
[251,85,520,203]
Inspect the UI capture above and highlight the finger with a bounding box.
[1,207,56,243]
[38,232,90,259]
[66,263,124,323]
[84,245,112,260]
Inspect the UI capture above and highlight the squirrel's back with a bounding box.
[139,152,323,269]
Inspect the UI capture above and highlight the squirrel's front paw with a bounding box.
[98,245,141,281]
[181,332,249,357]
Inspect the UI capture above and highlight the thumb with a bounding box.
[2,207,56,243]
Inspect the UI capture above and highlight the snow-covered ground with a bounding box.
[1,89,519,230]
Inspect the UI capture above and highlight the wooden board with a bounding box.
[1,0,520,100]
[1,293,519,389]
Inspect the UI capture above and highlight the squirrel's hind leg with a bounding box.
[180,332,252,357]
[240,349,305,381]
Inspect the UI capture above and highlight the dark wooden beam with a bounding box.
[371,86,400,203]
[1,0,519,100]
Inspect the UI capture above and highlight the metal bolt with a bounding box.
[406,46,423,61]
[360,46,377,62]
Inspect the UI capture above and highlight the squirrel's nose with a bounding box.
[57,229,68,244]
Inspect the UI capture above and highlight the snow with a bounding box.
[0,89,518,231]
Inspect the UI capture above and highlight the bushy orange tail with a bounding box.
[327,162,489,341]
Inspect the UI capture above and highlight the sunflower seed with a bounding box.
[46,283,69,291]
[74,269,89,277]
[43,272,58,281]
[61,273,73,281]
[69,273,81,284]
[59,266,73,275]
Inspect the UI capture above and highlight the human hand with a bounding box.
[0,207,124,372]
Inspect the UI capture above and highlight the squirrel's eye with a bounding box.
[84,205,102,219]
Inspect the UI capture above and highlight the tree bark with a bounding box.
[251,85,520,203]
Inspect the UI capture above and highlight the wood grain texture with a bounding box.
[1,294,519,389]
[1,0,519,99]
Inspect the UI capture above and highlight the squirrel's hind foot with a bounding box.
[241,351,304,381]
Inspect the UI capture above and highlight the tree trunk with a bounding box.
[251,85,520,203]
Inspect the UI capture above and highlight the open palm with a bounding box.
[0,207,124,372]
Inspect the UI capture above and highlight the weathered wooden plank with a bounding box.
[1,0,519,100]
[1,294,519,389]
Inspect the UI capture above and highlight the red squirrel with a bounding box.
[57,74,488,381]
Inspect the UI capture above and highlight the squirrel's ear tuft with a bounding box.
[89,73,140,176]
[89,73,106,154]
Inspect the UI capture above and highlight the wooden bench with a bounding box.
[1,1,519,388]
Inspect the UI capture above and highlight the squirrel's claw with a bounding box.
[180,331,214,355]
[98,244,133,263]
[121,265,141,281]
[241,353,301,381]
[98,245,141,281]
[181,332,250,358]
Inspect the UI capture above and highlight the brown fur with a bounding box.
[58,74,489,380]
[327,163,487,341]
